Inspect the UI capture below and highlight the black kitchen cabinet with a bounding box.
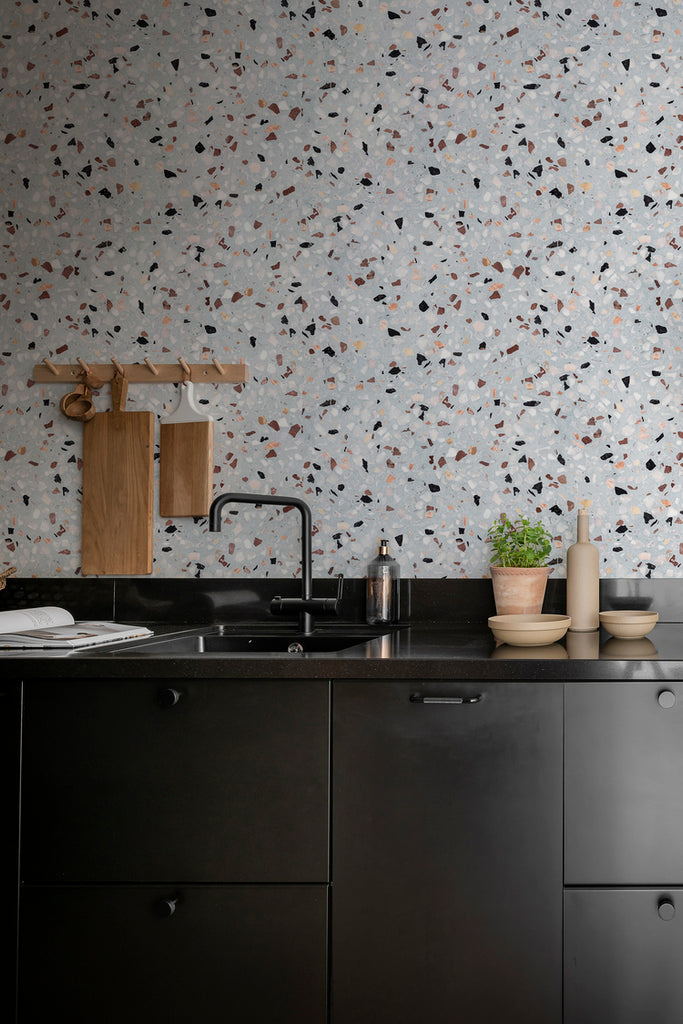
[331,680,563,1023]
[1,680,20,1024]
[21,677,328,883]
[565,681,683,885]
[19,884,327,1024]
[564,681,683,1022]
[18,677,329,1023]
[565,888,683,1024]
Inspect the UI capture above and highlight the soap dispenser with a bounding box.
[566,508,599,631]
[366,538,400,625]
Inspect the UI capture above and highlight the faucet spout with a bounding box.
[209,492,315,633]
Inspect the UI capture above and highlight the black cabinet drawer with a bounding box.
[21,678,329,883]
[19,884,328,1024]
[565,888,683,1024]
[565,682,683,884]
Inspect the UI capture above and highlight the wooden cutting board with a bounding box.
[81,374,154,575]
[159,381,214,517]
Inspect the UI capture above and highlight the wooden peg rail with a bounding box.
[33,359,247,385]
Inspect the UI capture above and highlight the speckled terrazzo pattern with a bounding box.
[1,1,681,580]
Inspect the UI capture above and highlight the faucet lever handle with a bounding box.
[270,574,343,620]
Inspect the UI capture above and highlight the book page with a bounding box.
[0,606,74,634]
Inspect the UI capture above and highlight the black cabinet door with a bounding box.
[21,678,329,883]
[565,682,683,884]
[565,888,683,1024]
[1,679,20,1024]
[332,680,562,1024]
[19,884,328,1024]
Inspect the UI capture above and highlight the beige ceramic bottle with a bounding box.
[566,509,599,631]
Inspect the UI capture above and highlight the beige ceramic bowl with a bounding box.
[599,610,658,639]
[488,613,571,647]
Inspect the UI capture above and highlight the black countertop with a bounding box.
[2,622,681,682]
[1,576,681,681]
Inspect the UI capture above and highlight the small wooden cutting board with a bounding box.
[81,374,154,575]
[159,382,214,517]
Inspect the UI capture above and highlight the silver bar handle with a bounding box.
[410,693,483,705]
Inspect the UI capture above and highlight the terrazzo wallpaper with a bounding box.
[1,0,682,581]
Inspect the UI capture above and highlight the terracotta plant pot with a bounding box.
[490,565,550,616]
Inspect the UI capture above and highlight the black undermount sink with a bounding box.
[122,627,390,656]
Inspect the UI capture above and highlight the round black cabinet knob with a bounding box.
[658,690,676,709]
[658,898,675,921]
[157,898,178,918]
[157,687,182,709]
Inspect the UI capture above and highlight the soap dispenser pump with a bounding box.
[366,538,400,625]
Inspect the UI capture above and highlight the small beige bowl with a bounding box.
[488,613,571,647]
[599,610,658,639]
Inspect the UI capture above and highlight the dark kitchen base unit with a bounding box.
[16,676,330,1024]
[13,672,683,1022]
[14,674,565,1024]
[563,679,683,1024]
[4,574,683,1022]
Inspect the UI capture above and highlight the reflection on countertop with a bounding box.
[3,622,683,688]
[490,643,569,661]
[598,636,659,660]
[383,624,671,662]
[0,622,673,662]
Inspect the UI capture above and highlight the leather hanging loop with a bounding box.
[76,357,103,389]
[110,371,128,412]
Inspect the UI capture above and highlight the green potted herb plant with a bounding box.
[486,513,553,616]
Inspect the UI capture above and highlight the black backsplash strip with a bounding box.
[113,577,319,625]
[113,577,411,626]
[0,577,115,622]
[1,575,681,626]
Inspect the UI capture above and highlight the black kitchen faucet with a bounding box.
[209,492,342,634]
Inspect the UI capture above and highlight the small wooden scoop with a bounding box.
[60,382,96,422]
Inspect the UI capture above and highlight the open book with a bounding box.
[0,606,153,649]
